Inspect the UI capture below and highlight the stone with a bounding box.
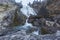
[28,15,58,34]
[0,30,60,40]
[0,0,26,36]
[0,4,17,35]
[28,0,60,35]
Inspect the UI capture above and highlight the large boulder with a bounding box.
[28,15,58,34]
[0,4,17,35]
[0,0,26,35]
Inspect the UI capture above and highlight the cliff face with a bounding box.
[0,0,27,35]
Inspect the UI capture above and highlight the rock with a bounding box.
[0,3,17,35]
[0,0,15,5]
[46,0,60,15]
[13,10,27,26]
[37,6,49,17]
[0,0,26,35]
[0,30,60,40]
[28,15,58,34]
[28,0,60,35]
[29,0,60,16]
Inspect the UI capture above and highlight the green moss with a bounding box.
[13,11,27,26]
[13,12,20,26]
[41,28,49,35]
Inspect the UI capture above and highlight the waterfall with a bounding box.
[15,0,39,35]
[21,5,36,17]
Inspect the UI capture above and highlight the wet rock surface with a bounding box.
[28,15,58,34]
[28,0,60,34]
[0,0,26,36]
[0,0,60,40]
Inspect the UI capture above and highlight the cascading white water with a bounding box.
[21,5,36,17]
[15,0,39,35]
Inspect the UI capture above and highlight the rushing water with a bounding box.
[15,0,39,35]
[14,0,60,36]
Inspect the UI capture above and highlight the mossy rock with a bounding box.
[41,27,56,35]
[13,10,27,26]
[13,12,20,26]
[41,27,49,35]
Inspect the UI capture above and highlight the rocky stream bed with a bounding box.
[0,0,60,40]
